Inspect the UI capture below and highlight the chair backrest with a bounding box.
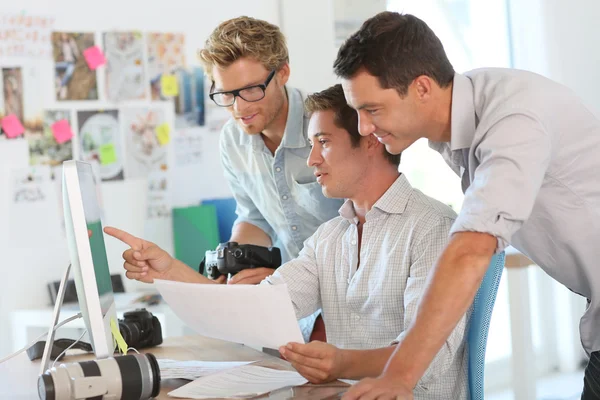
[468,252,506,400]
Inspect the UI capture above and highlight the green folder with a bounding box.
[172,205,220,274]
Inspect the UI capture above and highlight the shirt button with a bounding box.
[351,240,357,245]
[291,226,297,231]
[282,195,288,200]
[354,315,360,321]
[276,167,281,172]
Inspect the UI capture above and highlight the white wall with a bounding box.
[0,0,283,357]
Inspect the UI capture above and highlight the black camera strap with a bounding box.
[27,338,93,361]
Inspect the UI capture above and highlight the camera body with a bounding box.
[118,309,162,350]
[204,242,282,280]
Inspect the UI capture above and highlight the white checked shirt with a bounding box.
[265,174,469,400]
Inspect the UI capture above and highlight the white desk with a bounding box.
[0,335,349,399]
[10,292,191,352]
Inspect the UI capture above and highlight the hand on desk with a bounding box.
[341,375,414,400]
[228,267,274,285]
[279,341,345,384]
[104,226,176,284]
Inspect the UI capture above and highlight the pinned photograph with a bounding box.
[147,32,185,101]
[1,66,44,139]
[121,107,169,179]
[77,110,123,181]
[174,67,205,128]
[52,32,98,100]
[28,109,74,166]
[104,31,146,102]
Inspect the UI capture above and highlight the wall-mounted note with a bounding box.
[156,123,171,146]
[50,119,73,144]
[1,114,25,138]
[83,45,107,70]
[160,74,179,97]
[99,143,117,165]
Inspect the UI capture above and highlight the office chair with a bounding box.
[468,251,506,400]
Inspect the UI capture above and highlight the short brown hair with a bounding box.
[334,12,454,96]
[198,16,289,80]
[305,84,401,166]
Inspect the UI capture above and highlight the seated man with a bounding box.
[105,85,468,399]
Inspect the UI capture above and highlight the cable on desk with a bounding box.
[51,329,87,369]
[0,312,82,364]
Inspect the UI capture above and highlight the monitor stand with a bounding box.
[39,263,71,375]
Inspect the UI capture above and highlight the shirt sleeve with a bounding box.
[219,133,276,241]
[451,113,552,252]
[261,227,322,320]
[392,214,468,388]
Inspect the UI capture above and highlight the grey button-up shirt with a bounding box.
[430,68,600,354]
[265,175,469,400]
[219,87,343,262]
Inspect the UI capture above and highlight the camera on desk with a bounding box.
[203,242,282,280]
[119,309,163,350]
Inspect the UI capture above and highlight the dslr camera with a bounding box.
[118,309,163,350]
[202,242,282,280]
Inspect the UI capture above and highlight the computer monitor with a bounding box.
[61,160,117,359]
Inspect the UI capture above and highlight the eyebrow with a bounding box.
[308,132,331,142]
[214,78,265,93]
[354,102,381,111]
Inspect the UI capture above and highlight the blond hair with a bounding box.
[199,16,289,80]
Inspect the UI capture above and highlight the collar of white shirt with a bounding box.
[338,173,412,224]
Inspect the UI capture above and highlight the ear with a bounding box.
[413,75,433,102]
[276,63,290,86]
[365,133,381,152]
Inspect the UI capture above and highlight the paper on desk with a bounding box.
[154,280,304,349]
[168,365,308,399]
[158,359,255,380]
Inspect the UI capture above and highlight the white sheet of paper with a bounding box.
[157,359,255,380]
[167,365,308,399]
[154,280,304,349]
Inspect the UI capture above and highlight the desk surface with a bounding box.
[1,335,349,399]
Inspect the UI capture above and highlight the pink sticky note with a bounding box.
[83,45,106,70]
[51,119,73,144]
[1,114,25,138]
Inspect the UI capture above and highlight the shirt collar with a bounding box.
[449,73,477,151]
[338,174,413,223]
[237,86,307,149]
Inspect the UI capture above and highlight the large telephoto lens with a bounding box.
[38,353,160,400]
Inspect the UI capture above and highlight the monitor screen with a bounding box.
[78,163,114,314]
[62,160,117,358]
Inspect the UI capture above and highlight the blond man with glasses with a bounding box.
[198,17,342,341]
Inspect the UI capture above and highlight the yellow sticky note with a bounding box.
[160,74,179,97]
[110,318,128,355]
[98,143,117,165]
[155,123,171,146]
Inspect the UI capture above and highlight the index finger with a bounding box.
[104,226,142,249]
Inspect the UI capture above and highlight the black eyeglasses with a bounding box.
[209,70,276,107]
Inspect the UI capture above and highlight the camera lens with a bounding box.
[38,374,55,400]
[38,353,160,400]
[119,320,141,348]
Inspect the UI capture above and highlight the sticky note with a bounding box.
[50,119,73,144]
[155,123,171,146]
[1,114,25,138]
[110,318,128,355]
[98,143,117,165]
[160,74,179,97]
[83,45,106,70]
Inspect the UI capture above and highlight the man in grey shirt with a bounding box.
[334,12,600,400]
